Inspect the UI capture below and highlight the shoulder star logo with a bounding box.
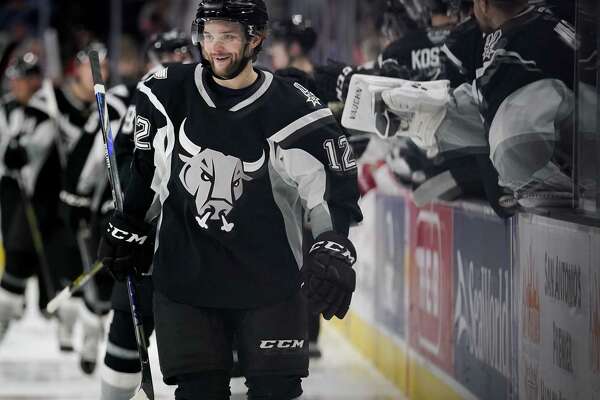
[293,82,321,107]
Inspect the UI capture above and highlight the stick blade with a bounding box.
[46,285,70,314]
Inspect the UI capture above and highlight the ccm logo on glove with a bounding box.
[309,240,356,265]
[107,222,149,244]
[259,339,305,349]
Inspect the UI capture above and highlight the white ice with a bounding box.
[0,282,404,399]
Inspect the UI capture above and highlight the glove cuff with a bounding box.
[309,231,357,266]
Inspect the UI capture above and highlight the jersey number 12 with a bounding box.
[323,136,357,172]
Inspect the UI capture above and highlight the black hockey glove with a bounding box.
[4,139,28,170]
[303,232,357,320]
[97,212,153,282]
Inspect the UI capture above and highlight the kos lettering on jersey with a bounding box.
[411,47,440,71]
[259,339,305,349]
[107,222,148,245]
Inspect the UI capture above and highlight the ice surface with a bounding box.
[0,282,404,399]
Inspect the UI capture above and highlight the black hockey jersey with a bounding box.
[474,6,576,129]
[0,92,63,250]
[0,95,24,176]
[29,84,95,156]
[378,27,451,81]
[335,27,451,102]
[440,17,484,88]
[125,64,362,308]
[61,84,133,214]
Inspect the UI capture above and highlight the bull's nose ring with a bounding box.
[195,208,214,229]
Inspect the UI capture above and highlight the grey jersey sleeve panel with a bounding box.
[269,107,362,238]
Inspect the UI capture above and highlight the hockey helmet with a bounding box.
[191,0,269,80]
[6,52,42,79]
[191,0,269,46]
[381,0,419,41]
[146,29,195,64]
[398,0,464,27]
[271,15,318,53]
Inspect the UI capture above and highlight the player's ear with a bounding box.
[248,33,264,51]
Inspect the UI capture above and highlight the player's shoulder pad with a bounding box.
[449,16,480,38]
[383,29,429,59]
[266,74,335,144]
[108,83,130,98]
[25,88,52,120]
[517,7,577,51]
[140,62,196,93]
[271,73,326,113]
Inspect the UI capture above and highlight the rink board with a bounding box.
[330,190,600,400]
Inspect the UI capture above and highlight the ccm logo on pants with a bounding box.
[259,340,305,349]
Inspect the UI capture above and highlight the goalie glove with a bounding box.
[379,80,450,155]
[303,232,357,320]
[97,212,154,282]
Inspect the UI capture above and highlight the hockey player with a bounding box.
[0,49,94,346]
[470,0,576,205]
[269,15,344,105]
[0,43,110,351]
[98,1,362,399]
[0,53,44,342]
[270,16,317,73]
[60,45,135,374]
[99,29,196,399]
[381,1,577,210]
[336,0,463,103]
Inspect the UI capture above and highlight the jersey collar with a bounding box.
[194,64,273,112]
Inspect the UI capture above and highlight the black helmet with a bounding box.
[191,0,269,45]
[191,0,269,80]
[6,52,42,79]
[271,15,318,53]
[381,0,419,41]
[147,29,195,63]
[398,0,463,27]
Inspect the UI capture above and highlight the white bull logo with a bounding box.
[178,118,265,232]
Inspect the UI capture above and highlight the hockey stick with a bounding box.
[89,50,154,400]
[46,260,103,314]
[13,172,56,300]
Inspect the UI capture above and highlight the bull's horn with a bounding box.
[243,150,266,174]
[179,117,202,155]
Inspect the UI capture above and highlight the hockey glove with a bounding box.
[97,212,153,282]
[303,232,357,320]
[4,139,28,170]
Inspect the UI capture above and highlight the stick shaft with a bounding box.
[89,49,154,400]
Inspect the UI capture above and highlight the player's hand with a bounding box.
[303,232,357,320]
[97,212,153,282]
[4,139,28,170]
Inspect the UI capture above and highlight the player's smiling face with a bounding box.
[201,20,249,77]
